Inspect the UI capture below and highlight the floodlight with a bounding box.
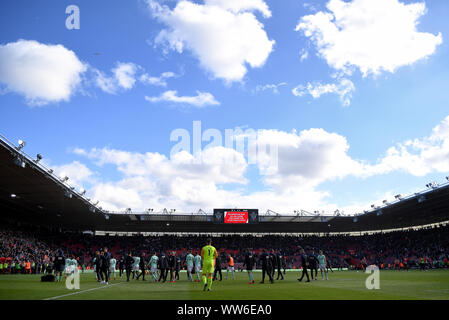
[35,154,43,163]
[61,176,69,182]
[17,140,26,150]
[13,156,26,168]
[80,188,86,196]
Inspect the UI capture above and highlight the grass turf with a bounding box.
[0,270,448,300]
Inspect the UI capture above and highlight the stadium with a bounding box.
[1,135,448,301]
[1,0,449,309]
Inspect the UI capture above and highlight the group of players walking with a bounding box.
[251,247,331,284]
[86,240,330,291]
[297,248,331,282]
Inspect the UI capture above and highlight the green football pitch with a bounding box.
[0,270,448,300]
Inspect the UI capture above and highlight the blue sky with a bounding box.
[1,0,449,214]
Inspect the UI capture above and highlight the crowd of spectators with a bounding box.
[1,224,448,274]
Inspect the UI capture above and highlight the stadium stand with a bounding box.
[1,220,448,273]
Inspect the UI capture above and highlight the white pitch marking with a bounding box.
[43,282,124,300]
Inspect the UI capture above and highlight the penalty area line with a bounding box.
[43,282,124,300]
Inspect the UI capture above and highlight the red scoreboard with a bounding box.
[213,209,259,224]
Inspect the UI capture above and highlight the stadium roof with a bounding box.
[1,135,449,234]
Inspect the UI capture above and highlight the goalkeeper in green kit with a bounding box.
[201,238,218,291]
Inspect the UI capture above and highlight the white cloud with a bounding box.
[140,71,176,87]
[91,183,143,212]
[254,128,365,191]
[96,62,178,93]
[114,63,138,90]
[254,82,287,94]
[65,115,449,213]
[296,0,443,76]
[95,62,139,94]
[145,90,219,107]
[300,49,309,62]
[362,115,449,177]
[74,146,248,211]
[0,39,87,106]
[78,146,247,184]
[50,161,94,189]
[204,0,272,18]
[303,3,318,13]
[71,126,366,212]
[147,0,274,82]
[292,78,355,106]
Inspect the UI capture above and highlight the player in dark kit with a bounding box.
[99,251,109,284]
[136,252,147,281]
[298,248,310,283]
[124,252,134,282]
[159,252,169,282]
[282,254,287,274]
[175,254,181,280]
[260,250,274,284]
[213,253,223,281]
[94,250,103,282]
[308,251,318,280]
[243,250,256,284]
[269,249,277,278]
[103,247,111,281]
[118,255,125,278]
[276,250,284,280]
[168,251,176,282]
[54,250,65,282]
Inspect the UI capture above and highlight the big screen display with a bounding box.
[213,209,259,224]
[224,211,248,224]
